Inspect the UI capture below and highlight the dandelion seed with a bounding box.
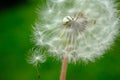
[27,48,46,80]
[28,49,46,66]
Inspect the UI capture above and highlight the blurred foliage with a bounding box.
[0,0,120,80]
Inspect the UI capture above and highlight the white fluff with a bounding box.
[33,0,119,63]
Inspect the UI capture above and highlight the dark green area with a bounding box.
[0,0,120,80]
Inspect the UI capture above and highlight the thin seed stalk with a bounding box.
[36,64,40,80]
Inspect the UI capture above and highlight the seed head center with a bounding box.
[63,13,87,32]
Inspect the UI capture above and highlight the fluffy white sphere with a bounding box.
[33,0,119,63]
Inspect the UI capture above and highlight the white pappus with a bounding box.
[33,0,119,63]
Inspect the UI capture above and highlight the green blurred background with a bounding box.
[0,0,120,80]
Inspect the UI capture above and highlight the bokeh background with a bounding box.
[0,0,120,80]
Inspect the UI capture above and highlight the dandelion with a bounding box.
[33,0,119,80]
[28,48,46,79]
[28,49,46,66]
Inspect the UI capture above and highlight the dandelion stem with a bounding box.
[36,64,40,80]
[60,55,68,80]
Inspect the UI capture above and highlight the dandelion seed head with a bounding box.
[28,49,46,66]
[33,0,119,63]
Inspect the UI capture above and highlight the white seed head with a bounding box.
[28,49,46,66]
[33,0,119,63]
